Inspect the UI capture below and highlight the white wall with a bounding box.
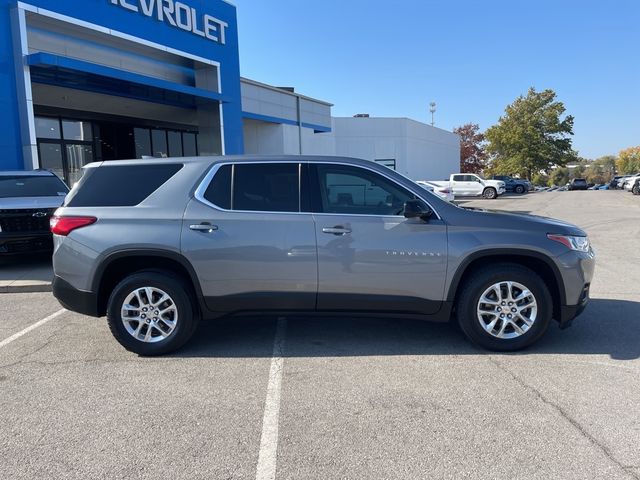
[325,117,460,181]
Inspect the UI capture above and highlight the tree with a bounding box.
[616,146,640,174]
[585,155,616,184]
[485,87,576,179]
[549,167,569,186]
[453,123,487,173]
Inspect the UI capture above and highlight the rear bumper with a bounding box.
[52,275,100,317]
[0,232,52,254]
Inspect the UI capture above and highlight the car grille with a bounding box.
[0,208,55,233]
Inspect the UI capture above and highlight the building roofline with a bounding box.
[240,77,333,107]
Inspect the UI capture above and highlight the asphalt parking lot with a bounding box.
[1,190,639,480]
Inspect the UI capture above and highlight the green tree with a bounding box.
[486,87,576,180]
[585,155,616,183]
[616,146,640,174]
[549,167,569,186]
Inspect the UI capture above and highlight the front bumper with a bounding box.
[558,283,590,328]
[52,275,100,317]
[0,232,52,254]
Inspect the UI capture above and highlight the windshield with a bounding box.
[0,175,69,198]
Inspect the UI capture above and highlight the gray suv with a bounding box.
[51,156,595,355]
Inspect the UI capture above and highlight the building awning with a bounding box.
[27,53,227,108]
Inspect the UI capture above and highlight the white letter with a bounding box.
[119,0,139,12]
[204,15,220,42]
[175,2,192,31]
[159,0,176,26]
[191,7,205,37]
[139,0,155,16]
[218,19,227,44]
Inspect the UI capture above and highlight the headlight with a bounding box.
[547,234,590,252]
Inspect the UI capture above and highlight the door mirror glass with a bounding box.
[403,200,433,221]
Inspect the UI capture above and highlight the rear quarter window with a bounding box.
[65,164,183,207]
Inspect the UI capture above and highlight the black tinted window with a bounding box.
[203,164,231,209]
[233,163,299,212]
[0,175,68,198]
[315,164,415,216]
[452,175,465,181]
[65,164,182,207]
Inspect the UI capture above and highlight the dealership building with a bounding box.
[0,0,458,185]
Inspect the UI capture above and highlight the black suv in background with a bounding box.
[568,178,588,191]
[0,170,69,255]
[491,175,531,194]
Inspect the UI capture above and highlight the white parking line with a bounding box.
[0,309,66,349]
[255,317,287,480]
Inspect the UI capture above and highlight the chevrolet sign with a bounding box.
[110,0,228,45]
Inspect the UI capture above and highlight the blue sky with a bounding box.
[233,0,639,159]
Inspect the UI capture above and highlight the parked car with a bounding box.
[623,174,640,192]
[491,175,531,194]
[618,175,635,190]
[0,170,69,255]
[597,184,609,190]
[51,156,594,355]
[430,173,506,199]
[609,176,625,189]
[568,178,588,191]
[415,180,455,202]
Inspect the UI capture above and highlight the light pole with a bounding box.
[429,102,436,126]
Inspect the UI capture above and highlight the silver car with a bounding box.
[51,156,595,355]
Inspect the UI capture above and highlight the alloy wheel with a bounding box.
[121,287,178,343]
[476,281,537,339]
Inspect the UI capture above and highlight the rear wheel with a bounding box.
[107,271,199,355]
[456,264,552,351]
[483,187,497,199]
[632,184,639,195]
[515,185,525,194]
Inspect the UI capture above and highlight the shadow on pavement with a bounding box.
[175,298,640,361]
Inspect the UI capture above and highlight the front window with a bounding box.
[315,164,417,216]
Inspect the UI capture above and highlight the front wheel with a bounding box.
[483,187,497,199]
[456,264,552,351]
[632,184,639,195]
[515,185,525,194]
[107,271,199,355]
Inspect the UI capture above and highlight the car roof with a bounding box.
[0,169,57,177]
[81,155,390,169]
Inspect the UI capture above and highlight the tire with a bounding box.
[483,187,497,199]
[514,185,525,194]
[456,264,552,351]
[632,184,639,195]
[106,270,199,356]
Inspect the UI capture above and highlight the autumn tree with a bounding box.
[585,155,616,183]
[616,146,640,174]
[485,87,576,179]
[453,123,487,173]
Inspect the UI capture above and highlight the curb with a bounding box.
[0,284,52,294]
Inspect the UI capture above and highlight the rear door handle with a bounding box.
[322,226,351,235]
[189,223,218,233]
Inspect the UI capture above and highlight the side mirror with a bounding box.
[403,200,433,221]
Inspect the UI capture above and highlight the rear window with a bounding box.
[65,164,183,207]
[0,175,68,198]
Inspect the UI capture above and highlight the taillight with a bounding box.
[50,216,97,236]
[439,188,451,194]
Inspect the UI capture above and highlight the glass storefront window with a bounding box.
[183,133,197,156]
[168,131,182,157]
[151,129,168,157]
[38,143,65,181]
[62,120,92,141]
[35,117,61,139]
[134,128,152,158]
[65,144,94,187]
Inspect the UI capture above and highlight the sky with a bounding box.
[232,0,639,159]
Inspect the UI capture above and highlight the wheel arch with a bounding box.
[93,249,206,317]
[447,249,566,320]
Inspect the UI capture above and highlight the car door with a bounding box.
[310,163,448,314]
[451,174,467,195]
[181,161,318,314]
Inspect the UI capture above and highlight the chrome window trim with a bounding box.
[193,160,441,220]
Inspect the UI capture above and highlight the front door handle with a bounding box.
[322,226,351,235]
[189,222,218,233]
